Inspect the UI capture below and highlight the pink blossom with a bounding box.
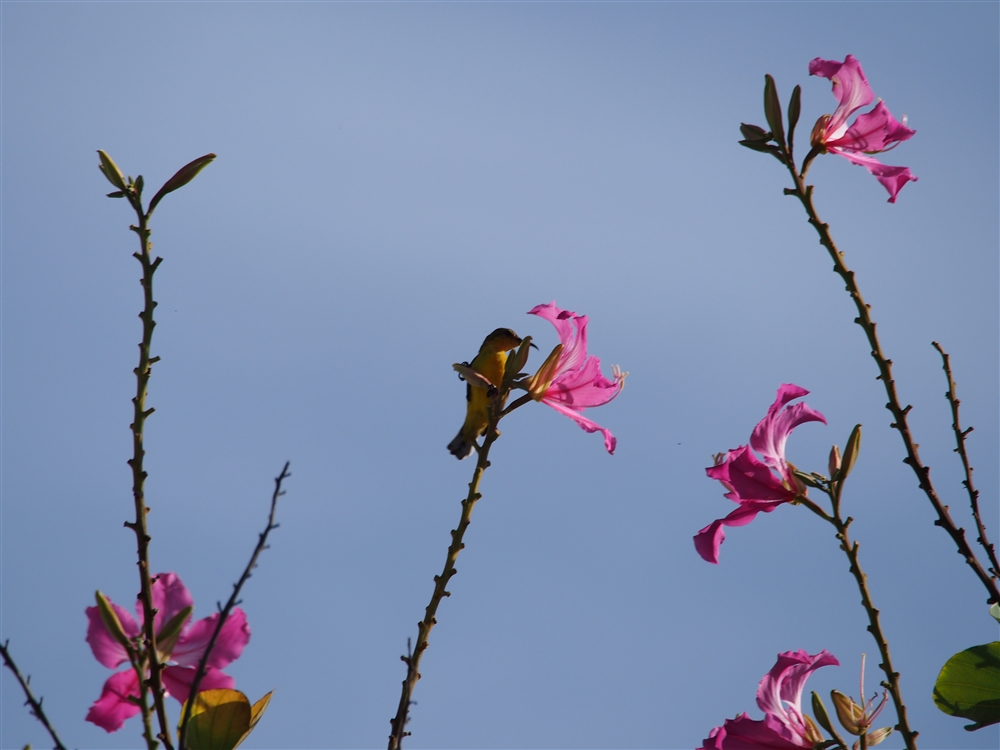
[85,572,250,732]
[694,385,825,563]
[808,55,917,202]
[527,302,625,454]
[699,650,839,750]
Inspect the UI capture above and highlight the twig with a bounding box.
[778,160,1000,605]
[0,639,69,750]
[177,462,291,750]
[932,342,999,579]
[387,401,503,749]
[121,192,174,750]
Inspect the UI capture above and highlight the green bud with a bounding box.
[787,85,802,148]
[739,123,771,142]
[95,591,131,649]
[156,604,193,659]
[134,174,144,196]
[828,444,842,480]
[811,691,837,736]
[97,150,127,191]
[148,153,216,214]
[763,74,786,148]
[867,726,893,747]
[503,335,533,391]
[840,425,862,481]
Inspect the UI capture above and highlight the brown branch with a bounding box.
[932,342,999,579]
[387,405,502,749]
[177,462,290,750]
[777,161,1000,605]
[0,639,68,750]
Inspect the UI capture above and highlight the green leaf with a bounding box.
[989,602,999,623]
[933,641,1000,730]
[97,150,127,191]
[787,85,802,150]
[148,153,216,214]
[181,689,251,750]
[234,691,273,749]
[763,74,785,148]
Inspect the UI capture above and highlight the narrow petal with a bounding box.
[161,665,236,704]
[172,608,251,669]
[546,357,622,408]
[86,601,140,669]
[829,149,918,202]
[542,397,617,453]
[750,385,826,474]
[86,669,142,732]
[809,55,874,134]
[693,499,779,564]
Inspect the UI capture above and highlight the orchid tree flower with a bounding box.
[526,302,626,454]
[85,572,251,732]
[694,384,825,563]
[699,649,839,750]
[808,55,917,203]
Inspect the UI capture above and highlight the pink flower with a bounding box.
[699,650,839,750]
[527,302,625,454]
[694,384,825,563]
[85,572,250,732]
[808,55,917,202]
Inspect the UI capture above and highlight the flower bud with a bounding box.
[828,444,842,479]
[811,690,836,736]
[95,591,131,649]
[831,690,865,735]
[841,425,862,481]
[97,150,127,191]
[156,605,193,659]
[868,726,893,746]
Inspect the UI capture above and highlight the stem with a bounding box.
[0,640,69,750]
[932,342,999,579]
[177,462,291,750]
[387,403,502,749]
[123,198,174,750]
[779,158,1000,605]
[827,482,918,750]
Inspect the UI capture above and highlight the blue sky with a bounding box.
[2,2,997,748]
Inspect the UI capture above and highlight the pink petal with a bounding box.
[757,650,839,726]
[693,500,778,564]
[161,665,235,704]
[750,385,826,475]
[86,601,140,669]
[172,608,251,669]
[830,101,915,153]
[141,572,194,636]
[830,149,918,203]
[707,446,795,504]
[714,713,814,749]
[542,397,617,454]
[86,669,141,733]
[808,55,874,135]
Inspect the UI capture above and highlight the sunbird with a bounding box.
[447,328,525,459]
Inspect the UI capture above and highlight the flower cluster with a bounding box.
[808,55,917,202]
[694,384,825,564]
[85,572,250,732]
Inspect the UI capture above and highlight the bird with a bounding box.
[447,328,524,459]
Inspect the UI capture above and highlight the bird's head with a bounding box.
[480,327,525,355]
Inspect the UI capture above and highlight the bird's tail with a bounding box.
[447,431,475,460]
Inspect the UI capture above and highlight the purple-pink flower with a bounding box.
[694,384,825,564]
[85,572,250,732]
[699,649,839,750]
[808,55,917,203]
[527,302,625,454]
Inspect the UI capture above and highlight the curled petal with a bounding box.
[172,608,251,669]
[829,101,915,153]
[86,669,141,732]
[757,650,840,730]
[86,601,140,669]
[694,499,781,564]
[750,384,826,475]
[542,397,617,454]
[808,55,874,134]
[707,446,796,504]
[829,150,918,203]
[161,665,236,704]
